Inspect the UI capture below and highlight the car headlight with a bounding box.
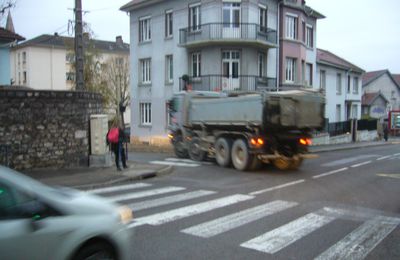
[118,206,133,224]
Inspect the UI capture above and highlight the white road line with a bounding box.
[87,183,152,194]
[181,200,298,238]
[394,153,400,156]
[108,186,186,202]
[322,155,379,167]
[351,160,372,168]
[249,180,305,196]
[128,194,254,228]
[312,167,348,179]
[377,155,392,161]
[150,161,201,167]
[128,190,216,211]
[315,216,400,260]
[165,158,198,163]
[241,212,335,254]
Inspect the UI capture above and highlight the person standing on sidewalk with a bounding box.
[383,124,389,142]
[107,121,128,171]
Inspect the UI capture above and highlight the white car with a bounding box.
[0,166,134,260]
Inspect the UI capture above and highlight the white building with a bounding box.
[316,49,364,123]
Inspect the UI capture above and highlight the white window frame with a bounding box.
[192,52,201,78]
[320,70,326,90]
[347,75,351,93]
[285,57,296,83]
[351,104,358,119]
[306,24,313,48]
[305,63,312,86]
[189,3,201,32]
[166,55,173,84]
[353,77,359,94]
[140,102,152,126]
[140,58,151,84]
[139,16,151,42]
[258,53,265,77]
[165,10,173,38]
[285,14,297,40]
[336,73,342,94]
[259,5,268,33]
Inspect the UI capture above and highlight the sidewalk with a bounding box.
[23,139,397,189]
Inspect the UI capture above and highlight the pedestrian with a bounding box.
[107,121,128,171]
[383,124,389,142]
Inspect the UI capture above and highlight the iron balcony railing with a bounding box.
[179,23,277,46]
[179,75,277,92]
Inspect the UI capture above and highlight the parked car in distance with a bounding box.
[0,165,134,260]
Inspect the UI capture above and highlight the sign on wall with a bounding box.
[389,110,400,130]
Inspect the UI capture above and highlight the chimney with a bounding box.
[116,36,123,45]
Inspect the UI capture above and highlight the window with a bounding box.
[165,10,173,38]
[139,16,151,42]
[166,55,173,83]
[17,53,20,65]
[285,15,297,40]
[66,53,75,63]
[22,52,26,64]
[66,72,75,82]
[258,53,265,77]
[166,102,171,127]
[353,77,359,94]
[285,58,296,83]
[189,4,201,32]
[336,105,341,122]
[305,63,312,86]
[192,52,201,78]
[320,70,326,90]
[259,5,268,32]
[306,25,313,47]
[336,73,342,94]
[347,75,351,93]
[140,102,152,125]
[140,58,151,84]
[351,104,358,119]
[23,71,27,84]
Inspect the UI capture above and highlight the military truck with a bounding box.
[168,90,325,171]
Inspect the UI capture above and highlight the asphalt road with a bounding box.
[98,144,400,259]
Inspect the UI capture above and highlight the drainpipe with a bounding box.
[276,0,283,91]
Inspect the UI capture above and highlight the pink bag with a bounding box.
[107,128,119,143]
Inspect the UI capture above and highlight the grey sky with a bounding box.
[3,0,400,73]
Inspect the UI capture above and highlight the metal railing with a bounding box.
[327,120,352,137]
[179,75,277,92]
[179,23,277,46]
[357,119,378,131]
[0,144,11,167]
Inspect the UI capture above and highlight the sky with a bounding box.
[2,0,400,73]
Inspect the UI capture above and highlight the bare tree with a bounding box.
[0,0,15,24]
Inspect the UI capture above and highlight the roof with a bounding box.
[362,70,400,89]
[121,0,163,11]
[317,48,364,73]
[0,27,25,42]
[362,92,389,106]
[12,34,129,53]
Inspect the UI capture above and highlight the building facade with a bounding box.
[122,0,282,142]
[316,49,364,123]
[361,92,389,120]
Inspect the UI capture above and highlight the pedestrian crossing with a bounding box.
[86,183,400,259]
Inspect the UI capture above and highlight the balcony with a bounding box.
[179,23,277,49]
[179,75,277,92]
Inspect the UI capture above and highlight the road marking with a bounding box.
[322,155,378,167]
[87,183,152,194]
[108,186,186,202]
[241,212,335,254]
[376,155,392,161]
[150,160,201,167]
[376,173,400,179]
[394,153,400,156]
[315,216,400,260]
[128,190,216,211]
[128,194,253,228]
[351,161,372,168]
[181,200,298,238]
[249,180,305,196]
[166,158,198,163]
[312,167,348,179]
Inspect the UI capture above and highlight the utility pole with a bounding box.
[74,0,85,91]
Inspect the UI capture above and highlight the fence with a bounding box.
[327,120,352,137]
[357,119,378,131]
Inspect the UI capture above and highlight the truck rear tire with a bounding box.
[215,137,231,167]
[188,137,206,161]
[273,158,292,170]
[231,139,253,171]
[173,135,189,158]
[290,157,303,170]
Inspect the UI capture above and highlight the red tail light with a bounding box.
[299,138,312,146]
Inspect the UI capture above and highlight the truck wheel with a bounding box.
[231,139,253,171]
[250,156,262,171]
[188,137,206,161]
[290,157,303,170]
[173,135,188,158]
[215,137,231,167]
[273,158,292,170]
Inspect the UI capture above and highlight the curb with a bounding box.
[310,142,390,153]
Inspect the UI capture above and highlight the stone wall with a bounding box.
[0,89,103,170]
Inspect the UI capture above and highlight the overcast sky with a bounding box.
[3,0,400,73]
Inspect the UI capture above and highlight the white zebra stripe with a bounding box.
[128,190,216,211]
[108,186,185,202]
[249,180,305,196]
[150,161,201,167]
[128,194,253,228]
[181,200,298,238]
[87,183,151,194]
[315,216,400,260]
[241,212,335,254]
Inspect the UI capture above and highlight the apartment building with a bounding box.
[121,0,280,142]
[279,0,324,90]
[316,49,364,123]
